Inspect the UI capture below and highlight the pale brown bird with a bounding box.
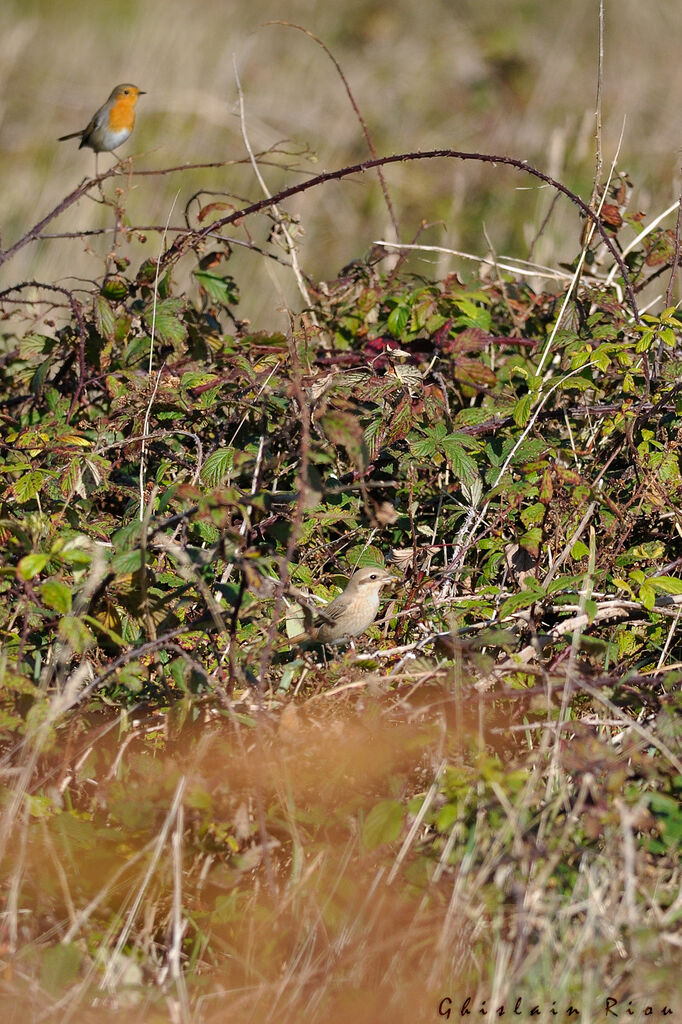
[315,566,395,645]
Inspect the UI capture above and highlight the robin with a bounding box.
[58,83,145,171]
[314,566,395,645]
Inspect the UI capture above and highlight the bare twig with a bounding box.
[139,190,180,521]
[232,56,314,312]
[154,149,639,321]
[589,0,604,211]
[268,21,400,241]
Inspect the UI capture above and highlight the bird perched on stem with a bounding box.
[58,83,145,173]
[314,566,395,645]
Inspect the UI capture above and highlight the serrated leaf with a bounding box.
[409,434,438,458]
[440,436,478,484]
[19,333,53,359]
[145,298,187,346]
[111,549,143,574]
[559,373,594,391]
[454,356,497,388]
[15,430,49,452]
[201,448,235,486]
[393,364,423,390]
[362,799,404,850]
[453,298,492,329]
[41,579,73,614]
[31,358,52,397]
[112,521,142,552]
[345,544,385,570]
[408,422,446,459]
[94,295,116,341]
[520,502,545,528]
[59,539,93,567]
[13,471,46,503]
[117,663,145,692]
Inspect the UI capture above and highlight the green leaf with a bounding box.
[18,553,50,580]
[117,663,145,692]
[513,394,532,427]
[520,502,545,528]
[181,371,220,389]
[453,297,492,329]
[193,270,239,306]
[408,423,446,459]
[94,295,116,341]
[201,448,235,486]
[346,544,386,569]
[31,358,52,397]
[19,333,53,359]
[145,298,188,346]
[499,582,544,618]
[362,799,404,850]
[519,526,542,557]
[440,435,478,484]
[111,549,143,574]
[101,275,129,300]
[14,471,46,503]
[387,303,410,337]
[649,575,682,595]
[409,434,438,458]
[559,373,594,391]
[41,579,73,614]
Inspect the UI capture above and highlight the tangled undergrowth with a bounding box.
[0,148,681,1022]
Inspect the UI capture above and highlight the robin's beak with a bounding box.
[138,90,147,95]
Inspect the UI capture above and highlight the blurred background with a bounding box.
[2,0,682,330]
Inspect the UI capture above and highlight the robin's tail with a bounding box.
[57,130,83,142]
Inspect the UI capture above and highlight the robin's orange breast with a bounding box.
[108,97,138,134]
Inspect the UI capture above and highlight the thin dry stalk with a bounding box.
[232,56,314,314]
[268,21,400,242]
[100,776,187,994]
[139,190,180,521]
